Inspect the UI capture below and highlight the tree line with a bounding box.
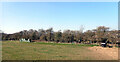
[1,26,119,44]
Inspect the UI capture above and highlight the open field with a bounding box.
[2,41,118,60]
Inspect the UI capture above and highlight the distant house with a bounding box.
[19,38,31,42]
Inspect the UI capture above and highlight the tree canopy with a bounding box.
[1,26,119,44]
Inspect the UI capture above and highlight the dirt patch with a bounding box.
[88,46,118,60]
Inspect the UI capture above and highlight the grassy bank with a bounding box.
[2,41,112,60]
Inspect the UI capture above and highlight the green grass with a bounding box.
[34,42,99,46]
[2,41,111,60]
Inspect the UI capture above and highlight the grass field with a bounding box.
[2,41,116,60]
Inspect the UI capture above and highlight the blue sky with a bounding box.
[1,2,118,34]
